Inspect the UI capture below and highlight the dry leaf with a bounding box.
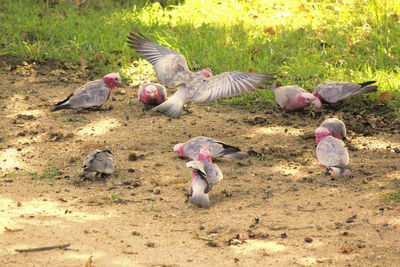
[85,255,93,267]
[340,247,353,254]
[377,91,392,105]
[97,54,105,62]
[248,67,254,72]
[345,35,355,49]
[223,40,229,47]
[264,27,276,36]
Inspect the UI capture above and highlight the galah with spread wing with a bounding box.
[315,127,351,176]
[313,81,378,108]
[174,136,248,160]
[186,145,223,208]
[80,149,116,180]
[51,73,121,111]
[320,117,347,140]
[127,29,276,118]
[138,83,167,106]
[273,85,315,111]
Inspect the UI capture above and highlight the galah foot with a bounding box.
[185,193,192,203]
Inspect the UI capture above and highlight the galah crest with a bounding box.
[51,73,121,111]
[174,136,248,160]
[127,29,276,118]
[80,149,116,180]
[138,83,167,106]
[273,85,315,111]
[315,127,351,176]
[313,81,378,108]
[186,145,223,208]
[320,117,347,140]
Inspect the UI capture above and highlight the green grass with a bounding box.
[29,164,60,185]
[382,190,400,202]
[0,0,399,113]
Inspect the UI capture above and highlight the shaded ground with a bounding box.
[1,62,400,266]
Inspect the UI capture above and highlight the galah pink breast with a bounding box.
[138,83,167,106]
[313,81,378,108]
[127,29,276,118]
[51,73,120,111]
[315,127,351,176]
[174,136,248,160]
[186,145,223,208]
[320,117,347,140]
[80,149,116,180]
[273,85,315,111]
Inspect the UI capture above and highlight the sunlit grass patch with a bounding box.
[382,190,400,202]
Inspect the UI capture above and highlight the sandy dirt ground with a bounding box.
[1,62,400,266]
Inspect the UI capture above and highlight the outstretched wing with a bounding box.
[187,71,276,103]
[127,29,191,87]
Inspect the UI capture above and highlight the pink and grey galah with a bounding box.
[313,81,378,108]
[319,117,347,140]
[51,73,121,111]
[273,85,315,111]
[315,127,351,176]
[174,136,248,160]
[186,145,223,208]
[138,83,167,106]
[127,29,276,118]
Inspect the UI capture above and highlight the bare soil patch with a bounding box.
[1,62,400,266]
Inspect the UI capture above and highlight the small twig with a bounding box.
[15,243,71,253]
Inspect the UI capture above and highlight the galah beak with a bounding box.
[150,93,155,98]
[314,95,322,108]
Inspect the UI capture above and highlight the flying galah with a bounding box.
[127,29,276,118]
[273,85,315,111]
[138,83,167,106]
[320,117,347,140]
[313,81,378,108]
[51,73,121,111]
[315,127,351,176]
[174,136,248,160]
[186,145,223,208]
[80,149,116,180]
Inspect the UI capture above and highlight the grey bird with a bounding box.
[315,127,351,176]
[174,136,248,160]
[51,73,121,111]
[320,117,347,140]
[313,81,378,108]
[186,145,223,208]
[127,29,276,118]
[80,150,115,180]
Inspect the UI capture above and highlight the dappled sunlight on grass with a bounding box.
[231,240,286,254]
[76,118,121,137]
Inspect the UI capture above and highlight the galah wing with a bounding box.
[316,136,351,176]
[127,29,191,87]
[314,81,377,104]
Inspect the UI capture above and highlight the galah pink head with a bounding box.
[140,84,165,105]
[313,92,322,108]
[295,93,315,109]
[173,143,187,157]
[102,73,121,91]
[197,145,212,162]
[315,127,333,144]
[198,68,212,78]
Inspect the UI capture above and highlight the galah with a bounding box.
[273,85,315,111]
[186,145,223,208]
[174,136,248,160]
[80,149,116,180]
[127,29,276,118]
[320,117,347,140]
[313,81,378,108]
[51,73,121,111]
[315,127,351,176]
[138,83,167,106]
